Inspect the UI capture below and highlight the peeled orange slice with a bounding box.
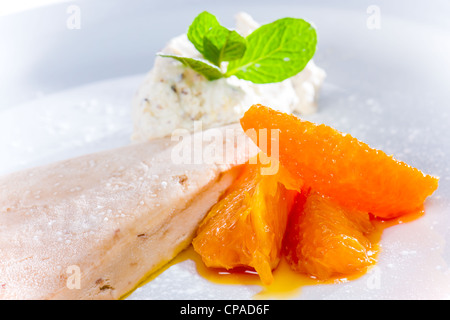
[192,159,298,285]
[283,191,377,279]
[240,104,439,219]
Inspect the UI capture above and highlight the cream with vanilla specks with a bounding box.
[131,13,326,142]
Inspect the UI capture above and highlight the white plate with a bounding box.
[1,0,449,299]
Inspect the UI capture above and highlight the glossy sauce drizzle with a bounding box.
[136,210,424,299]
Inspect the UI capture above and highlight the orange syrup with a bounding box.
[134,209,424,299]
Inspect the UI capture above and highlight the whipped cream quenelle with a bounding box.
[131,12,326,142]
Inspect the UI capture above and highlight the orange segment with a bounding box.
[283,191,377,279]
[192,159,298,285]
[240,104,439,219]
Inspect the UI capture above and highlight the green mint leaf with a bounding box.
[158,54,224,80]
[226,18,317,84]
[187,11,220,55]
[202,26,247,66]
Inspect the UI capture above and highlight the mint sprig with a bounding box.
[187,11,220,55]
[158,11,317,84]
[203,26,247,66]
[226,18,317,83]
[158,54,224,80]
